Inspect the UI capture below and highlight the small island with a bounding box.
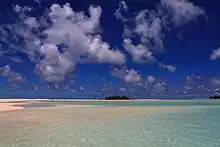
[104,95,134,100]
[209,96,220,99]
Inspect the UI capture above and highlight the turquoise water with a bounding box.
[41,106,220,147]
[45,99,220,107]
[1,100,220,147]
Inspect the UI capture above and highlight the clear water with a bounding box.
[45,99,220,107]
[1,100,220,147]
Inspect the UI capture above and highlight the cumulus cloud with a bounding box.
[33,0,40,5]
[114,0,128,22]
[160,0,205,26]
[119,87,127,93]
[115,0,205,69]
[210,47,220,60]
[143,76,156,89]
[134,10,164,51]
[3,83,21,90]
[180,75,214,96]
[123,38,154,63]
[80,86,85,92]
[147,76,156,83]
[152,81,167,95]
[7,56,24,63]
[7,74,27,83]
[1,3,126,83]
[0,0,207,89]
[0,65,14,77]
[13,4,32,13]
[111,67,142,83]
[211,78,220,85]
[159,63,176,72]
[0,65,26,83]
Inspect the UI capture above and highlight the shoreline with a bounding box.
[0,98,217,102]
[0,98,219,113]
[0,102,25,112]
[0,104,189,124]
[0,99,41,112]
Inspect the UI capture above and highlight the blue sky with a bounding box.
[0,0,219,98]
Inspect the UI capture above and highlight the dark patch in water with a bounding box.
[14,103,57,108]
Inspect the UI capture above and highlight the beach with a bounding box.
[0,99,28,112]
[0,99,186,123]
[0,99,220,147]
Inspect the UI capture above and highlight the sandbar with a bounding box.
[0,102,187,124]
[0,99,30,112]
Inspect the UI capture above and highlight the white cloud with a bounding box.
[8,56,24,63]
[24,17,39,28]
[111,67,142,83]
[159,63,176,72]
[180,75,213,96]
[197,84,205,89]
[134,10,164,51]
[0,1,206,86]
[210,47,220,60]
[119,87,127,92]
[123,38,154,63]
[80,86,85,92]
[152,82,167,95]
[114,0,128,22]
[8,73,27,83]
[1,3,126,83]
[115,0,205,67]
[147,76,156,83]
[87,36,126,64]
[13,4,32,13]
[0,65,26,83]
[0,65,14,77]
[160,0,205,26]
[33,0,40,5]
[184,86,192,90]
[35,55,75,82]
[211,78,220,85]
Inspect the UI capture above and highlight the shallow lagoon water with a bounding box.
[43,99,220,107]
[1,100,220,147]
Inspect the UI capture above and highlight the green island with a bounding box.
[103,95,134,100]
[209,96,220,99]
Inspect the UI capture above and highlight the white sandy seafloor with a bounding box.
[0,100,220,147]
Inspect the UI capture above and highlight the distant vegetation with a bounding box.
[104,96,134,100]
[209,96,220,99]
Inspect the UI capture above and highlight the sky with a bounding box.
[0,0,219,98]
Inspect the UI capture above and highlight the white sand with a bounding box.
[0,99,50,102]
[0,99,30,102]
[0,99,36,112]
[0,99,187,120]
[0,99,51,112]
[0,102,24,112]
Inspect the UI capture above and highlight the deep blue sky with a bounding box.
[0,0,219,98]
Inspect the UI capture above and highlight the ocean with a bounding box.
[0,100,220,147]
